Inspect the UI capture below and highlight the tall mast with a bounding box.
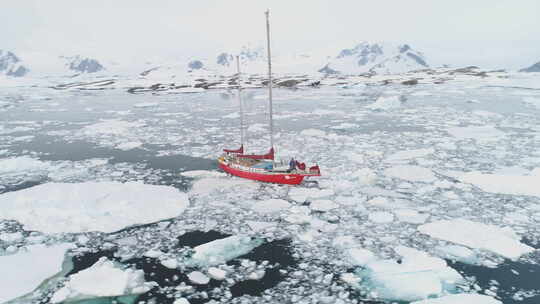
[236,55,244,149]
[265,10,274,153]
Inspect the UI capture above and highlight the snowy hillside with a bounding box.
[519,61,540,72]
[0,50,30,77]
[320,42,429,75]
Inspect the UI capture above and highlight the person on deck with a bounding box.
[289,158,296,172]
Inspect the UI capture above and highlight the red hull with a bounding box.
[218,162,315,185]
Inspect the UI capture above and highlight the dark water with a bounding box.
[450,258,540,304]
[63,230,297,304]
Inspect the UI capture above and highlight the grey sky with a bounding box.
[2,0,539,69]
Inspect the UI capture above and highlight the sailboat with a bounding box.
[218,10,321,185]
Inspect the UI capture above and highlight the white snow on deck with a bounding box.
[419,219,534,260]
[0,182,189,233]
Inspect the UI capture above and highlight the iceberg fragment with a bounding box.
[50,257,154,303]
[187,235,264,266]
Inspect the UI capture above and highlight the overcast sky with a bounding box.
[2,0,539,69]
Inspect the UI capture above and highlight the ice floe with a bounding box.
[187,271,210,285]
[434,245,480,265]
[0,156,50,174]
[411,293,502,304]
[207,267,227,280]
[288,187,334,202]
[0,182,189,233]
[310,199,338,211]
[350,246,465,302]
[368,211,395,223]
[250,199,291,214]
[187,235,264,266]
[189,176,258,196]
[458,170,540,197]
[367,96,402,110]
[300,128,327,137]
[385,148,434,163]
[115,140,143,150]
[351,168,377,185]
[419,219,534,260]
[394,209,430,224]
[446,126,505,141]
[50,257,154,303]
[82,119,145,136]
[0,243,73,303]
[384,165,437,183]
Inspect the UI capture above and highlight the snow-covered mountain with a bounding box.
[0,50,30,77]
[215,46,265,68]
[138,46,269,80]
[2,52,107,78]
[63,56,105,73]
[319,42,429,75]
[519,61,540,72]
[203,42,428,76]
[182,45,326,76]
[7,42,430,79]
